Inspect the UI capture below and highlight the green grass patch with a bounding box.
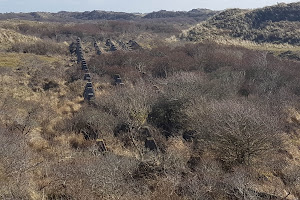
[38,55,60,63]
[0,52,61,68]
[0,53,21,68]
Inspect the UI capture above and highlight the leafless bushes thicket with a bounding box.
[1,39,300,199]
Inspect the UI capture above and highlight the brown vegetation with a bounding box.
[1,7,300,199]
[183,2,300,59]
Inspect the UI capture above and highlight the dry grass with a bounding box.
[181,23,300,55]
[57,99,83,116]
[28,128,50,152]
[0,19,47,28]
[0,52,62,68]
[0,52,22,67]
[0,28,39,50]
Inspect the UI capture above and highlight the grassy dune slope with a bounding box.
[0,28,40,50]
[181,2,300,59]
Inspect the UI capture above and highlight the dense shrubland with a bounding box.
[1,5,300,198]
[26,42,300,199]
[1,19,185,42]
[9,40,69,55]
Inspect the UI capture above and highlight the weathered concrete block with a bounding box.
[86,82,93,88]
[85,86,94,94]
[87,93,94,101]
[83,86,95,100]
[84,73,91,81]
[110,45,117,51]
[96,139,107,152]
[113,74,120,80]
[106,39,112,46]
[113,74,124,85]
[82,65,88,71]
[128,40,141,50]
[115,77,122,84]
[145,137,157,151]
[182,130,196,142]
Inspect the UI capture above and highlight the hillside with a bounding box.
[0,11,139,21]
[143,9,218,21]
[0,28,40,50]
[1,4,300,200]
[0,9,217,22]
[183,2,300,45]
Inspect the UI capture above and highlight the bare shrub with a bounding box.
[148,98,188,138]
[0,126,31,199]
[177,157,224,199]
[95,81,158,131]
[188,99,283,166]
[150,178,182,200]
[10,40,68,55]
[223,167,260,200]
[41,153,147,199]
[59,105,116,140]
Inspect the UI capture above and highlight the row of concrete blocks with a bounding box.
[76,38,84,63]
[106,39,117,51]
[76,37,95,101]
[118,40,129,50]
[93,40,102,55]
[74,38,108,153]
[76,38,155,152]
[102,38,141,53]
[99,38,141,53]
[118,40,141,51]
[81,63,95,101]
[83,82,95,101]
[92,40,124,86]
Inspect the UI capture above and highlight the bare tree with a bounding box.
[0,126,31,199]
[188,99,283,166]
